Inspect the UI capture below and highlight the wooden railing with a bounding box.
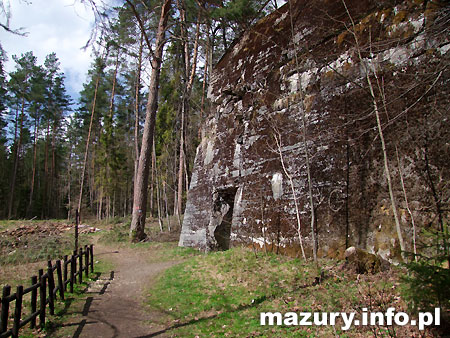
[0,244,94,338]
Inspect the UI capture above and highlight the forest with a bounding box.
[0,0,278,227]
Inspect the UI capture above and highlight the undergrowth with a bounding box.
[0,234,90,265]
[147,247,430,337]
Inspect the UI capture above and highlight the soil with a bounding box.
[64,242,179,338]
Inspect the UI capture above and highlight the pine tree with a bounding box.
[0,45,8,217]
[6,51,36,218]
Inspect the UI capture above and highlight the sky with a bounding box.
[0,0,96,102]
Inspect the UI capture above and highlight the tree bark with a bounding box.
[8,95,26,219]
[134,31,143,182]
[130,0,172,241]
[41,120,50,219]
[77,55,104,216]
[27,113,40,217]
[176,4,201,218]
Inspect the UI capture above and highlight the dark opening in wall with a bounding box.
[213,187,237,250]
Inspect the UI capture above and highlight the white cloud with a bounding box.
[0,0,95,100]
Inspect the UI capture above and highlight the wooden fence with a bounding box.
[0,244,94,338]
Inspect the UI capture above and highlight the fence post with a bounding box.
[31,276,38,329]
[75,209,79,252]
[90,244,94,273]
[47,260,55,315]
[56,260,64,300]
[39,269,46,329]
[12,285,23,338]
[1,285,11,334]
[70,253,75,293]
[78,248,83,284]
[63,255,68,291]
[84,245,89,277]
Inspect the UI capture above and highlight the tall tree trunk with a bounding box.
[130,0,173,241]
[163,180,171,232]
[156,175,164,232]
[176,4,200,217]
[135,32,144,182]
[41,120,50,219]
[49,114,59,217]
[104,52,120,220]
[289,0,316,261]
[67,146,72,220]
[150,139,156,215]
[341,0,405,258]
[200,31,209,121]
[77,58,103,218]
[98,187,103,220]
[8,95,26,219]
[176,106,185,217]
[27,114,40,217]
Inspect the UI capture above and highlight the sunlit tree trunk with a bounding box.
[134,31,143,183]
[129,0,173,241]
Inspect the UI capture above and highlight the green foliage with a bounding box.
[210,0,275,35]
[402,227,450,312]
[1,50,71,219]
[147,248,369,337]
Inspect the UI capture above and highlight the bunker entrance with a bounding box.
[213,187,237,250]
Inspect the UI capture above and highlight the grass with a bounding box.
[147,247,423,337]
[97,214,182,245]
[0,219,92,266]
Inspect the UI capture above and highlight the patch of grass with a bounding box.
[98,221,130,243]
[0,233,90,266]
[147,247,419,337]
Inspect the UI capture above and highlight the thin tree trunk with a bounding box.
[184,153,189,196]
[49,114,59,217]
[345,141,350,249]
[8,95,26,219]
[130,0,172,241]
[156,173,163,232]
[176,4,201,218]
[67,146,72,220]
[200,32,209,121]
[163,180,171,232]
[98,187,103,220]
[41,120,50,219]
[341,0,405,258]
[27,114,40,217]
[112,192,115,218]
[176,107,185,217]
[77,56,103,218]
[150,139,156,216]
[273,129,306,260]
[135,31,144,194]
[288,0,316,261]
[104,52,120,221]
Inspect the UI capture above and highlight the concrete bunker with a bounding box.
[211,187,237,250]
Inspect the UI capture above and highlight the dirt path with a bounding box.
[68,243,179,338]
